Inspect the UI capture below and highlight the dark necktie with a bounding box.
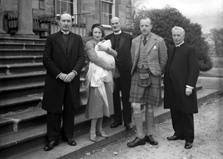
[143,36,147,45]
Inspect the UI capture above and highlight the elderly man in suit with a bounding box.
[164,26,199,149]
[42,12,85,151]
[127,16,167,148]
[105,17,133,130]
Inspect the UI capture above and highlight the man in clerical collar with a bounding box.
[59,13,72,34]
[172,27,185,47]
[164,26,200,149]
[105,17,133,131]
[42,12,85,151]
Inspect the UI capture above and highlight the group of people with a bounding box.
[42,12,199,152]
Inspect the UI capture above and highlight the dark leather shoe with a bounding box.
[124,123,131,130]
[44,140,59,151]
[167,135,184,141]
[127,137,145,148]
[110,121,122,128]
[185,141,193,149]
[67,138,76,146]
[145,135,158,145]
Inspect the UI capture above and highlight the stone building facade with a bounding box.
[0,0,133,37]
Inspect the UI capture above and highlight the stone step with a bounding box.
[0,55,43,64]
[0,71,46,87]
[0,81,44,101]
[0,37,46,44]
[0,107,46,135]
[0,88,221,159]
[0,94,43,114]
[0,63,45,74]
[0,49,43,56]
[0,106,91,159]
[0,43,45,49]
[0,83,87,115]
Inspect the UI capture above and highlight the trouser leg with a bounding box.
[120,77,132,124]
[62,86,75,139]
[182,113,194,143]
[132,103,145,139]
[47,112,62,141]
[113,78,122,122]
[170,109,184,137]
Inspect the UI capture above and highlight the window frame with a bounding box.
[100,0,115,26]
[55,0,74,16]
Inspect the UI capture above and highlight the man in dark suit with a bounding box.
[164,26,199,149]
[105,17,133,130]
[42,12,85,151]
[127,17,167,148]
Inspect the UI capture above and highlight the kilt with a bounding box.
[129,71,161,106]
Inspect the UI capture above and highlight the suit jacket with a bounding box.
[42,31,86,113]
[131,33,167,76]
[105,32,133,78]
[164,43,200,113]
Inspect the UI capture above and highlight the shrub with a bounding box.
[210,28,223,56]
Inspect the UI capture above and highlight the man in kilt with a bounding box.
[127,16,168,148]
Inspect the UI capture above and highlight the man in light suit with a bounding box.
[105,17,133,130]
[164,26,199,149]
[42,12,85,151]
[127,17,167,147]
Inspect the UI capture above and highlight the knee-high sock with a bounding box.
[133,112,145,139]
[145,104,154,136]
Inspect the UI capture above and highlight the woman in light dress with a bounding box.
[85,24,117,142]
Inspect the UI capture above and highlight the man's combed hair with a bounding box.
[139,16,153,25]
[60,11,72,20]
[172,26,185,36]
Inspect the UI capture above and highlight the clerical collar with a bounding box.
[114,30,122,35]
[61,30,70,35]
[175,41,184,47]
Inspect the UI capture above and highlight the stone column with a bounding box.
[0,0,10,37]
[14,0,36,38]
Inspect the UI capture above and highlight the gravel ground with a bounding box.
[81,97,223,159]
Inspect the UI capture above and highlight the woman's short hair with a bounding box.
[89,23,105,37]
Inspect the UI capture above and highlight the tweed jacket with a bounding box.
[131,33,167,77]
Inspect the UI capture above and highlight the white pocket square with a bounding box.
[153,46,157,49]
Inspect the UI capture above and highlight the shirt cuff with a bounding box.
[72,70,78,75]
[186,85,194,89]
[56,72,62,79]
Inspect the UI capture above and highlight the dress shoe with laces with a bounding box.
[67,138,77,146]
[44,140,59,151]
[185,141,193,149]
[127,137,145,148]
[145,135,158,145]
[167,135,184,141]
[110,121,122,128]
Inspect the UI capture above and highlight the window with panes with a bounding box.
[101,0,113,25]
